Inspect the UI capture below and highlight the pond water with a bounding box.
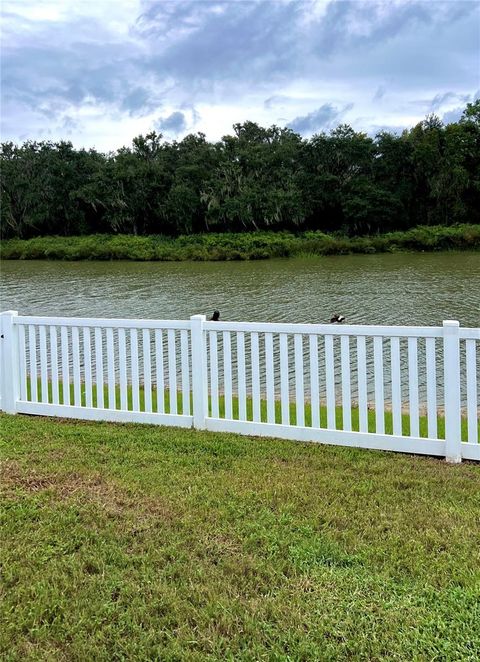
[1,252,479,326]
[1,253,479,415]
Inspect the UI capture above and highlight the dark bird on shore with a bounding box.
[210,310,220,321]
[330,313,346,324]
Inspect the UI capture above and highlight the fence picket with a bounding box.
[154,330,164,414]
[223,331,233,420]
[181,329,190,416]
[18,324,27,401]
[425,337,437,439]
[357,336,368,432]
[340,335,351,431]
[325,335,335,430]
[72,327,81,406]
[106,327,116,410]
[443,321,461,463]
[131,328,140,411]
[50,326,59,405]
[39,325,48,403]
[237,332,247,421]
[118,328,127,411]
[408,337,419,437]
[60,326,69,405]
[390,337,402,436]
[294,334,304,427]
[373,336,384,434]
[466,339,478,444]
[28,325,38,402]
[309,334,320,428]
[167,329,177,415]
[279,333,290,425]
[251,332,261,423]
[83,327,93,408]
[95,328,104,409]
[265,332,275,424]
[209,330,219,418]
[143,329,152,413]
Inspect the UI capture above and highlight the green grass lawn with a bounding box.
[1,413,479,661]
[27,377,480,440]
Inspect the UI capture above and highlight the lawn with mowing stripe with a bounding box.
[1,413,479,661]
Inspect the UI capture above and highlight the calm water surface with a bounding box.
[1,252,479,326]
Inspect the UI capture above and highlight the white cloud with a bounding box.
[1,0,478,150]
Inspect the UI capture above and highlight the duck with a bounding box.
[210,310,220,321]
[330,313,345,324]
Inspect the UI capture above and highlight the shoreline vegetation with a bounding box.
[1,224,480,261]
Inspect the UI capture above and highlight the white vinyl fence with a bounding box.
[1,311,479,463]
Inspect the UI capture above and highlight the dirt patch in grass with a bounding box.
[0,460,175,521]
[1,461,58,493]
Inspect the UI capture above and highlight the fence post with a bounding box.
[190,314,207,430]
[1,310,19,414]
[443,320,461,463]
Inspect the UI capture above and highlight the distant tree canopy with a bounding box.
[1,101,479,239]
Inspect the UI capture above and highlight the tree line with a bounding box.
[1,101,479,240]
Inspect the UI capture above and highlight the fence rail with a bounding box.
[1,311,479,463]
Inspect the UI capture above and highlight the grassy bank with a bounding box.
[25,377,478,441]
[1,224,480,261]
[1,413,480,660]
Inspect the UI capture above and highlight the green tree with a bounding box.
[1,103,479,239]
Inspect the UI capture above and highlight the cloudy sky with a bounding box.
[1,0,479,151]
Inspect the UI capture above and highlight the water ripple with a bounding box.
[1,253,479,327]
